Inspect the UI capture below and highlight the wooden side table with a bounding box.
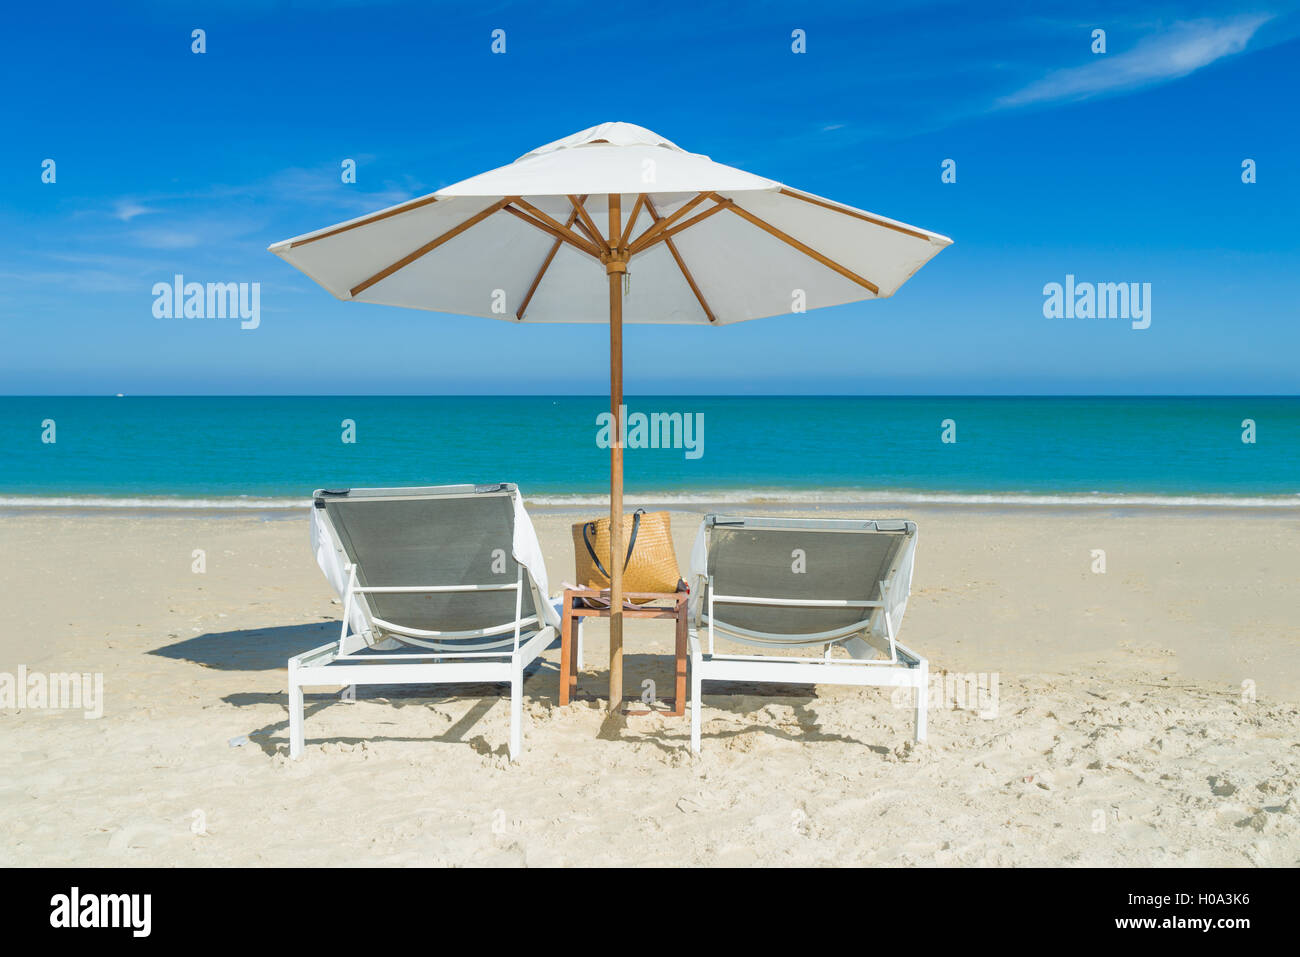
[559,585,689,716]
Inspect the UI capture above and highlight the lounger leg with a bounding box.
[690,650,703,753]
[576,619,584,672]
[288,660,305,759]
[914,660,928,743]
[672,606,687,717]
[559,599,573,706]
[509,659,524,760]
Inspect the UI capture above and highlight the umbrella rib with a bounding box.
[517,204,582,320]
[567,195,610,256]
[618,194,646,249]
[630,196,733,255]
[778,188,933,242]
[349,197,516,298]
[501,205,602,259]
[626,192,710,255]
[289,194,439,248]
[644,197,717,325]
[570,215,603,248]
[724,202,880,296]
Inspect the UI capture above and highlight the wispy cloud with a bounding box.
[127,228,206,250]
[998,15,1273,108]
[112,200,154,222]
[0,252,171,294]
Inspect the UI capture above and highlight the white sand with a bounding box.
[1,506,1297,866]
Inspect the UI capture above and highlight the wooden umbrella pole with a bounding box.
[606,193,625,713]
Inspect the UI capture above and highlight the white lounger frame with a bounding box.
[290,492,555,761]
[689,518,928,752]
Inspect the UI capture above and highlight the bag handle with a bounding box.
[582,508,645,580]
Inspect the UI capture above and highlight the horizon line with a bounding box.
[4,393,1300,400]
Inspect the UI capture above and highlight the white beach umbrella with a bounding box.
[270,121,952,709]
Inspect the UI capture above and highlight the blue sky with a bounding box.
[1,0,1297,395]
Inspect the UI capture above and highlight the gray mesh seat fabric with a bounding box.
[700,518,914,648]
[319,487,540,651]
[289,484,557,761]
[688,515,927,752]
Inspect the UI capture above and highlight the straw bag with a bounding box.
[572,509,681,604]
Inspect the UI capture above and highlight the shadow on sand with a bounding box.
[223,692,516,758]
[153,627,869,755]
[153,622,560,756]
[150,621,337,671]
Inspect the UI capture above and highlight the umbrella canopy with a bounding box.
[270,121,952,710]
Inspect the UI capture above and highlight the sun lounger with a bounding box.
[687,515,927,752]
[289,484,558,760]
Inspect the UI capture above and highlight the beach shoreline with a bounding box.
[3,496,1300,521]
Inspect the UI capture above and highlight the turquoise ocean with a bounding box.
[1,396,1296,509]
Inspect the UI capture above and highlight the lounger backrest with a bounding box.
[701,516,915,643]
[316,485,537,638]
